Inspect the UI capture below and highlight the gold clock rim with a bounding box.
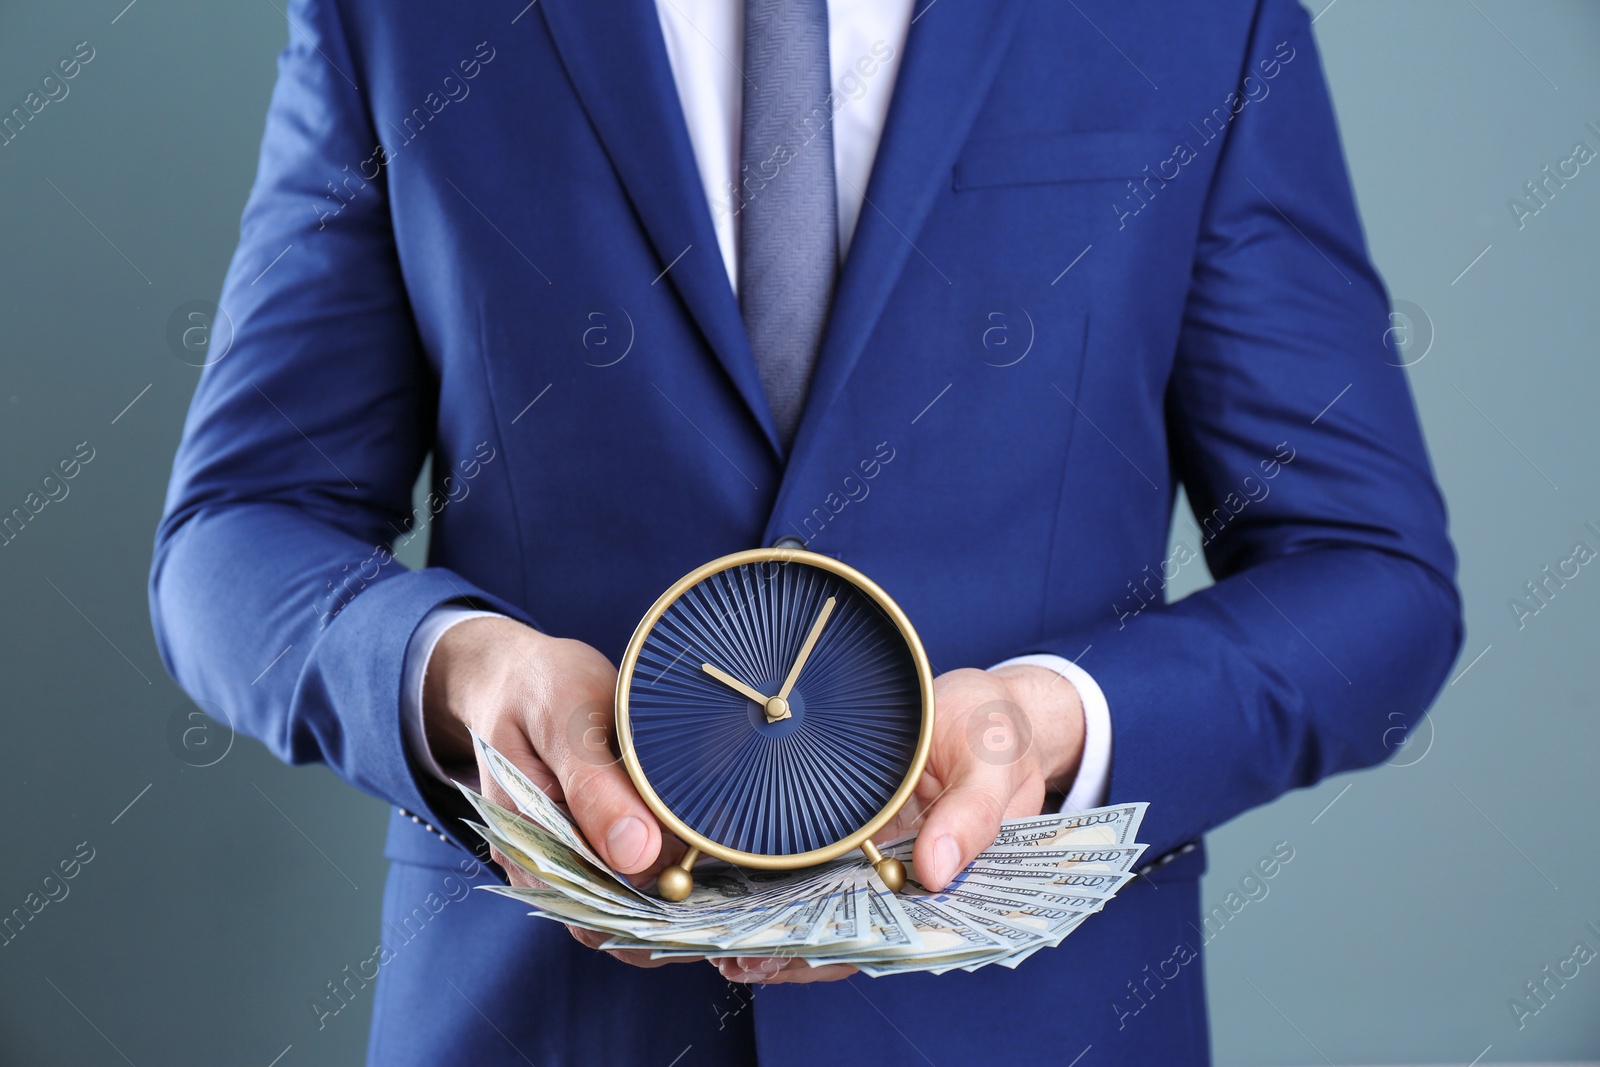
[613,547,936,871]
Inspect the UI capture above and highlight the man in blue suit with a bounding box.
[151,0,1461,1061]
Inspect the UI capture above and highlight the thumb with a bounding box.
[542,699,664,875]
[911,699,1046,891]
[912,766,1010,891]
[912,674,1052,890]
[564,759,663,875]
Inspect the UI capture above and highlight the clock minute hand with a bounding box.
[778,596,837,701]
[700,662,770,705]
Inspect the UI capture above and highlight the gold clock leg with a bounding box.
[657,846,699,902]
[860,840,905,893]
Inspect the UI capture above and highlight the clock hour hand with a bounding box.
[700,661,787,716]
[777,596,836,702]
[700,659,799,724]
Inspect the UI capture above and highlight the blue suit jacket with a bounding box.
[151,0,1462,1062]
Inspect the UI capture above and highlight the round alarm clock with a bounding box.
[615,546,935,900]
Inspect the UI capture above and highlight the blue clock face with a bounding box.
[626,557,924,857]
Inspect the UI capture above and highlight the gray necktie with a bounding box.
[739,0,839,449]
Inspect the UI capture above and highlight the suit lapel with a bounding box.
[784,0,1030,471]
[538,0,782,455]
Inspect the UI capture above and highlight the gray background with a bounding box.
[0,1,1594,1063]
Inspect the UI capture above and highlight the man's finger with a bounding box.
[567,925,701,968]
[623,833,690,888]
[913,691,1051,892]
[532,697,663,875]
[605,949,696,969]
[912,767,1046,892]
[568,924,610,951]
[717,956,857,984]
[913,676,1052,890]
[913,774,1009,891]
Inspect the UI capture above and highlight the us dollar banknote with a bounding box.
[459,738,1148,975]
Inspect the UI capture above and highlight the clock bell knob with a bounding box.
[656,847,700,902]
[860,840,906,893]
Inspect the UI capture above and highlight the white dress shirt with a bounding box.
[653,0,912,289]
[400,0,1113,814]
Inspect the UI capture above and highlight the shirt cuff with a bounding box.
[402,606,503,784]
[988,653,1113,812]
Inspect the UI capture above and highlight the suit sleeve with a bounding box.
[1032,0,1463,859]
[148,0,531,842]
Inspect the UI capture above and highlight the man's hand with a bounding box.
[715,663,1086,985]
[425,628,1083,981]
[422,616,692,969]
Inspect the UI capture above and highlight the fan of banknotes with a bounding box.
[459,734,1149,976]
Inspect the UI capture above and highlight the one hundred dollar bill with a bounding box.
[461,736,1150,976]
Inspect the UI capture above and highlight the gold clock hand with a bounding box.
[702,661,793,723]
[777,596,836,702]
[700,662,769,705]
